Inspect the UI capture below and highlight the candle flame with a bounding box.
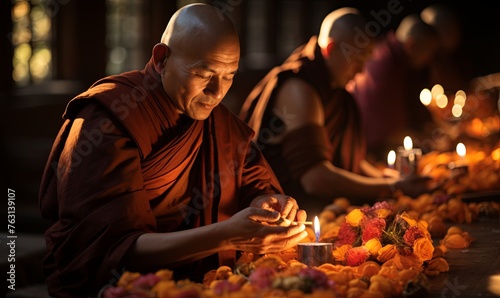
[431,84,444,99]
[404,136,413,150]
[387,150,396,166]
[314,216,320,243]
[456,143,466,158]
[420,88,432,106]
[436,93,448,108]
[452,104,463,118]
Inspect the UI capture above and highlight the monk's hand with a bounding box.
[223,207,308,254]
[250,194,307,226]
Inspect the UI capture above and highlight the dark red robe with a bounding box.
[39,57,282,297]
[239,36,366,215]
[349,31,434,159]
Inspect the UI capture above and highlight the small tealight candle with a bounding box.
[395,136,422,177]
[448,143,469,178]
[297,216,333,267]
[387,150,396,169]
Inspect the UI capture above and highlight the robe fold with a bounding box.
[39,57,282,297]
[239,36,366,215]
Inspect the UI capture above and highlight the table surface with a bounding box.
[428,216,500,297]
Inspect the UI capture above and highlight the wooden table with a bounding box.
[428,216,500,297]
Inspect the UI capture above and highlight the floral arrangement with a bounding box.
[100,196,490,298]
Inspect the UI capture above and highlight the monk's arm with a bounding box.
[274,79,398,203]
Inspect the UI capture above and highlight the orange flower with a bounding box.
[345,208,364,227]
[412,237,434,262]
[393,252,423,270]
[364,238,382,257]
[400,212,417,226]
[374,208,392,219]
[377,244,397,263]
[441,233,472,249]
[426,257,449,272]
[116,271,141,290]
[333,244,352,262]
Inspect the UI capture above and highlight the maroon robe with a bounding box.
[349,31,434,159]
[239,36,366,215]
[39,57,282,297]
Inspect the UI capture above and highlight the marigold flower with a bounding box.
[403,226,424,246]
[400,212,417,227]
[336,222,359,246]
[361,217,386,243]
[377,244,398,263]
[412,237,434,262]
[345,246,370,266]
[426,257,449,272]
[441,233,471,249]
[364,238,382,257]
[393,252,423,270]
[345,208,364,226]
[116,271,141,290]
[333,244,352,262]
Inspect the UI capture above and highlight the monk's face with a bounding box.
[162,36,240,120]
[328,41,373,88]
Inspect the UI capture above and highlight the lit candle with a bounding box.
[448,143,469,178]
[395,136,422,177]
[387,150,396,169]
[297,216,333,267]
[314,216,320,243]
[420,88,432,106]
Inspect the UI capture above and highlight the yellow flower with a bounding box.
[400,212,417,226]
[345,208,364,227]
[374,208,391,219]
[412,237,434,262]
[364,238,382,257]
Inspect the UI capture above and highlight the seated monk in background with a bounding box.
[39,4,308,297]
[239,7,431,216]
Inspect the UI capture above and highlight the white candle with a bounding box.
[297,215,332,266]
[396,136,422,177]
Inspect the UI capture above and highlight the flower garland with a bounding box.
[99,196,492,298]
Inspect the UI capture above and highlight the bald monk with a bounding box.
[348,14,440,161]
[239,8,431,216]
[39,4,308,297]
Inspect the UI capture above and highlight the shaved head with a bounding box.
[318,7,367,48]
[161,3,239,56]
[317,7,373,88]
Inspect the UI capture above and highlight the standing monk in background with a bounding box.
[39,4,308,297]
[240,8,431,216]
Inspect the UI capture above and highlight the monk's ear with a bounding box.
[152,43,170,73]
[322,40,335,57]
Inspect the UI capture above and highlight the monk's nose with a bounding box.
[204,77,224,100]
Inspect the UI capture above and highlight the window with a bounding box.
[11,0,52,86]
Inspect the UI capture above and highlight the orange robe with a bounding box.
[39,57,282,297]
